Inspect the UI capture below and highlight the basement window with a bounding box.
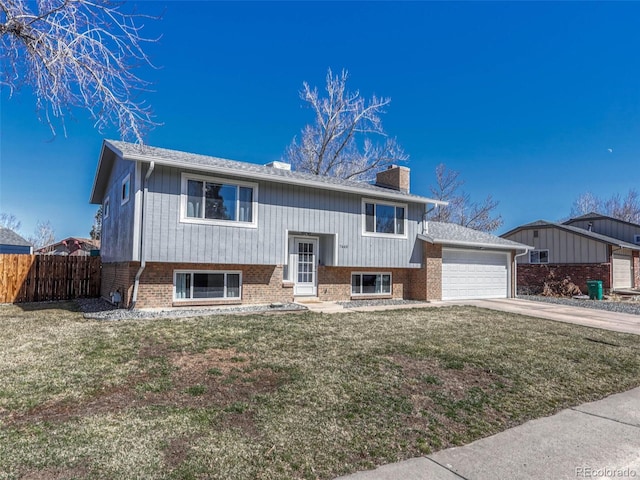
[174,271,241,300]
[529,250,549,264]
[351,273,392,296]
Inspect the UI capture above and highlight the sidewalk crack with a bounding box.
[571,408,640,429]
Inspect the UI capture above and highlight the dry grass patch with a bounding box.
[0,302,639,479]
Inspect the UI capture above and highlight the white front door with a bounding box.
[294,238,318,296]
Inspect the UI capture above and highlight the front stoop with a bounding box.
[294,298,349,314]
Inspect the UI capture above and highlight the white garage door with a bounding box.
[612,253,633,289]
[442,249,509,300]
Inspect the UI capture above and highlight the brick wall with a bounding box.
[403,242,442,302]
[131,262,292,309]
[634,252,640,289]
[516,263,611,294]
[101,262,136,307]
[317,266,411,301]
[103,248,447,308]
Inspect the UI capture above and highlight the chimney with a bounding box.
[264,161,291,171]
[375,165,410,193]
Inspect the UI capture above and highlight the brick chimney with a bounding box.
[375,165,410,193]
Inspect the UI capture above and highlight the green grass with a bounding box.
[1,302,639,479]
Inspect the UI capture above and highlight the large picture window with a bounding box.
[351,273,392,296]
[363,200,406,236]
[529,250,549,264]
[174,271,241,300]
[182,174,257,226]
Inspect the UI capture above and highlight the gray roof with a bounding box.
[564,212,640,229]
[419,222,532,251]
[90,140,447,206]
[502,220,640,251]
[0,227,31,247]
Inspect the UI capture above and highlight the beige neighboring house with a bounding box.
[502,216,640,294]
[37,237,100,256]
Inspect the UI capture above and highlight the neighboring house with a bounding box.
[89,140,531,308]
[36,237,100,256]
[0,227,33,254]
[502,220,640,293]
[563,212,640,246]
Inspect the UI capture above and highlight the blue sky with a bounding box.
[2,1,640,240]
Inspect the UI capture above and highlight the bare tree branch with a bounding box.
[426,163,503,232]
[569,189,640,224]
[284,68,408,181]
[27,220,55,249]
[0,212,22,232]
[0,0,160,142]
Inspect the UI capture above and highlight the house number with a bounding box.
[339,244,349,249]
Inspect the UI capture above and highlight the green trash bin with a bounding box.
[586,280,603,300]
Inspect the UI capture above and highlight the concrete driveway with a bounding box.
[453,298,640,335]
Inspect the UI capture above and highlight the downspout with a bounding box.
[130,161,155,309]
[513,249,529,298]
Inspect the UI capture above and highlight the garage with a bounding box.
[442,248,510,300]
[612,253,633,290]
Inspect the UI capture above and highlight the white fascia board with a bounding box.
[418,234,533,252]
[115,147,447,206]
[89,142,110,204]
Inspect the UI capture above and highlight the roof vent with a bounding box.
[264,161,291,171]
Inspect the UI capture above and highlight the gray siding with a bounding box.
[0,245,32,254]
[144,165,424,268]
[504,227,608,263]
[100,158,136,262]
[568,218,640,245]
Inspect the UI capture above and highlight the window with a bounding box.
[103,197,110,219]
[351,273,392,296]
[174,271,241,300]
[634,234,640,245]
[363,199,406,236]
[121,174,131,205]
[533,230,539,238]
[182,174,257,226]
[530,250,549,264]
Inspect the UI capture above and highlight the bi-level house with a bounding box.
[90,140,529,308]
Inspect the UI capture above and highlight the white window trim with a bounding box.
[361,198,408,239]
[180,173,258,228]
[530,249,549,264]
[351,272,392,296]
[103,196,110,219]
[173,270,242,301]
[121,174,131,206]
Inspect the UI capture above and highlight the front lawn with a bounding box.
[1,303,639,479]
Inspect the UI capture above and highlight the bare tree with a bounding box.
[0,212,21,231]
[1,0,159,142]
[426,163,503,232]
[570,189,640,224]
[569,192,603,218]
[283,68,408,181]
[28,220,56,250]
[89,205,102,240]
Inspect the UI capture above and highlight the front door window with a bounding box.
[294,238,318,296]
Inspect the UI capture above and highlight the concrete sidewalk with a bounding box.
[457,298,640,335]
[336,387,640,480]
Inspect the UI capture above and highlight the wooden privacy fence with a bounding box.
[0,255,101,303]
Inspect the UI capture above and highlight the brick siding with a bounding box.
[317,266,410,301]
[516,263,611,294]
[634,252,640,289]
